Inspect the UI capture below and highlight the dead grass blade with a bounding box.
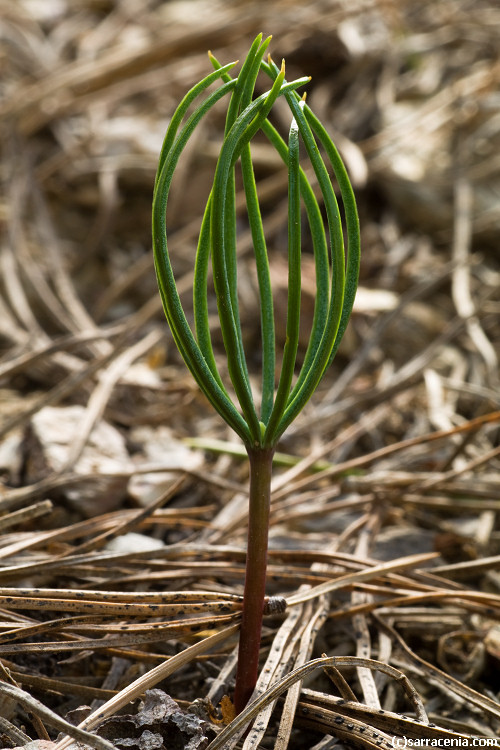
[375,616,500,721]
[240,604,310,749]
[0,681,117,750]
[53,623,240,750]
[207,655,432,750]
[272,410,500,500]
[287,552,438,606]
[296,695,473,748]
[272,600,330,750]
[0,614,241,655]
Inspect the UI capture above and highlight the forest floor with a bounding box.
[0,1,500,748]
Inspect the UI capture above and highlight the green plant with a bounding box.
[152,34,360,713]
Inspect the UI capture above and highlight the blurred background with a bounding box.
[1,0,499,458]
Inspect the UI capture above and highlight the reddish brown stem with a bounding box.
[233,445,274,714]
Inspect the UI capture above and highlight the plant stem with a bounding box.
[234,445,275,713]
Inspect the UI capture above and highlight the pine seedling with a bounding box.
[152,34,360,713]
